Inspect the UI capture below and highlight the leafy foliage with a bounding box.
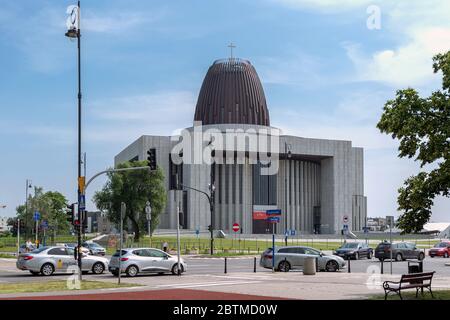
[377,51,450,233]
[93,161,166,241]
[15,187,70,236]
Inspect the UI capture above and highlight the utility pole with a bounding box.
[118,202,125,285]
[25,179,32,237]
[17,218,20,256]
[65,1,83,281]
[176,201,182,275]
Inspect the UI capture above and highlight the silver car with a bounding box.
[108,248,187,277]
[260,246,346,272]
[16,246,109,276]
[82,241,106,256]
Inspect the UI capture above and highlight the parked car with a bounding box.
[428,241,450,258]
[16,246,109,276]
[82,241,106,256]
[63,243,90,255]
[108,248,187,277]
[260,246,346,272]
[375,241,425,261]
[333,242,373,260]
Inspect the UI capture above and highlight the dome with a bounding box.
[193,58,270,126]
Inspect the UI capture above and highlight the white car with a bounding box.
[109,248,187,277]
[17,246,109,276]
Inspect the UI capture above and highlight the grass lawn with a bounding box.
[370,289,450,300]
[0,253,16,259]
[0,280,140,295]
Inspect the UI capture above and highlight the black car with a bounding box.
[375,241,425,261]
[333,242,373,260]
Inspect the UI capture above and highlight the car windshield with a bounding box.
[341,243,358,249]
[90,243,101,248]
[435,243,449,248]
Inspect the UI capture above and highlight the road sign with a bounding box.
[386,216,394,227]
[290,229,296,236]
[266,216,280,223]
[78,176,85,193]
[266,209,282,216]
[41,220,48,230]
[79,194,85,210]
[363,226,369,234]
[232,223,240,232]
[195,229,200,235]
[343,215,349,224]
[33,211,40,221]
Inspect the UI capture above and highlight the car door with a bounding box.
[47,247,75,271]
[147,249,172,271]
[292,247,306,268]
[132,249,155,272]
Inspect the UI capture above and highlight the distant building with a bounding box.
[0,216,11,233]
[421,223,450,238]
[367,217,388,232]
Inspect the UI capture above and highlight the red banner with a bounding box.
[252,211,267,220]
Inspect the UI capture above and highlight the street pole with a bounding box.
[284,142,287,245]
[25,179,31,237]
[390,223,393,275]
[17,218,20,256]
[35,216,39,248]
[119,202,125,285]
[210,162,215,255]
[272,223,275,272]
[176,202,181,275]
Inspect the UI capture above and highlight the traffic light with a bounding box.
[66,203,75,224]
[147,148,157,170]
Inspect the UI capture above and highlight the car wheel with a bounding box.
[278,260,291,272]
[92,262,105,275]
[395,253,402,262]
[354,252,359,260]
[325,260,339,272]
[367,251,372,259]
[444,252,449,258]
[40,263,54,276]
[171,263,184,275]
[29,271,40,276]
[126,265,139,277]
[418,252,425,261]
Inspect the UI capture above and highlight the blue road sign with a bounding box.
[290,229,296,236]
[195,229,200,235]
[41,220,48,229]
[266,216,280,223]
[79,194,85,210]
[363,227,369,233]
[33,211,40,221]
[266,209,281,216]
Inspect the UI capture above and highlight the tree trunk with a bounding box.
[129,212,140,242]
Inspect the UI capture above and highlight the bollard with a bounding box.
[224,257,227,274]
[347,256,351,273]
[315,257,319,272]
[381,259,384,274]
[254,257,257,273]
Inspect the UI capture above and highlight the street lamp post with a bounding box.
[25,179,32,237]
[284,142,291,245]
[65,1,83,280]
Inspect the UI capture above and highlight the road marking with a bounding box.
[155,280,261,289]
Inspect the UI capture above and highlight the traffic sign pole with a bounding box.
[272,223,275,273]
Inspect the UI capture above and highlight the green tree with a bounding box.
[15,187,70,237]
[377,51,450,234]
[93,161,166,241]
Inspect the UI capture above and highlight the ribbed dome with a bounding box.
[194,58,270,126]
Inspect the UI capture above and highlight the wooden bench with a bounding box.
[383,271,435,300]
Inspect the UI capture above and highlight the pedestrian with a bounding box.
[25,239,33,252]
[163,241,169,252]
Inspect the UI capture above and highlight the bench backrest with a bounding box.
[400,272,435,286]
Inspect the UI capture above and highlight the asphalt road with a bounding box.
[1,255,450,284]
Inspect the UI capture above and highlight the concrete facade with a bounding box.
[114,126,366,235]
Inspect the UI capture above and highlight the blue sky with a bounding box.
[0,0,449,221]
